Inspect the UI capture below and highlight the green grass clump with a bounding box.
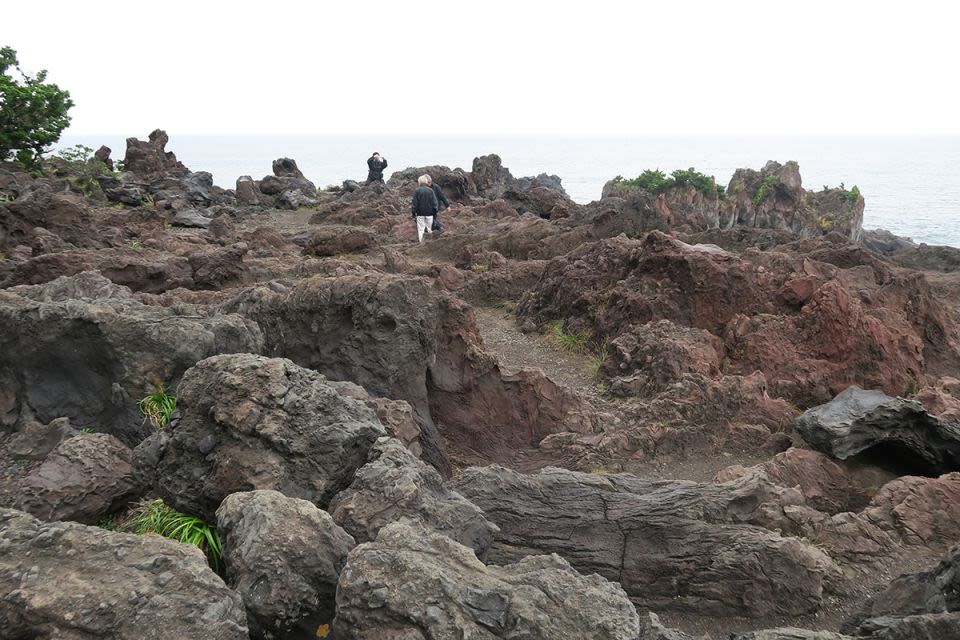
[132,499,222,570]
[138,382,177,428]
[615,167,720,198]
[547,320,589,353]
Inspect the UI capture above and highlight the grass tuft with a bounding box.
[139,381,177,428]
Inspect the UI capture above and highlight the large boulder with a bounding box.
[216,490,355,639]
[452,465,841,617]
[135,354,385,520]
[220,273,451,475]
[795,386,960,475]
[0,272,263,445]
[0,508,248,639]
[334,522,641,640]
[13,433,138,524]
[328,438,498,556]
[471,154,516,199]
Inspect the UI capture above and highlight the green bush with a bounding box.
[0,46,74,167]
[839,185,861,204]
[753,175,777,205]
[547,319,589,353]
[615,167,720,198]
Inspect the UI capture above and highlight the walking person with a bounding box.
[411,174,438,242]
[426,175,449,232]
[366,152,388,183]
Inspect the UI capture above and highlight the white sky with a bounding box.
[5,0,959,135]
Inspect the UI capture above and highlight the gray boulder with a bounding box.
[329,438,497,556]
[216,490,355,639]
[333,522,641,640]
[0,508,248,639]
[181,171,215,205]
[452,465,840,617]
[795,386,960,474]
[135,353,385,520]
[171,207,212,228]
[0,272,263,446]
[13,433,138,524]
[235,175,263,205]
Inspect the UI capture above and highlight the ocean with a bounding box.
[59,135,960,247]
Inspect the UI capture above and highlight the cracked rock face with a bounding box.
[134,353,385,520]
[333,522,641,640]
[452,465,841,617]
[0,508,248,639]
[329,437,498,557]
[795,386,960,475]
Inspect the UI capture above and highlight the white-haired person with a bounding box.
[410,174,439,242]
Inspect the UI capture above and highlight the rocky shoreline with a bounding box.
[1,130,959,639]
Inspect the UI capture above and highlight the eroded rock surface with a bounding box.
[135,354,385,520]
[0,508,248,639]
[329,437,498,556]
[216,489,355,639]
[334,522,641,640]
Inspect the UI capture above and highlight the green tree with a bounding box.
[0,46,74,166]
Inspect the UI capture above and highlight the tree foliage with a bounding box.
[615,167,723,198]
[0,46,74,166]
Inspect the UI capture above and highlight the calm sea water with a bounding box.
[60,135,960,247]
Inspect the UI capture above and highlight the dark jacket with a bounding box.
[411,185,439,217]
[431,184,449,210]
[367,156,388,182]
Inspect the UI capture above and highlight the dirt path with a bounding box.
[473,306,604,405]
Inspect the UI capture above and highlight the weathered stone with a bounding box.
[171,207,211,228]
[216,490,355,639]
[123,129,189,177]
[0,508,248,639]
[452,465,841,617]
[334,522,641,640]
[329,438,498,555]
[13,433,138,524]
[135,354,385,520]
[843,545,960,636]
[302,225,375,257]
[795,386,960,474]
[0,272,262,446]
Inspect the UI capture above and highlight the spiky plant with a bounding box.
[138,382,177,428]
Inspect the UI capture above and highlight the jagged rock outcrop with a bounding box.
[328,438,498,556]
[328,381,422,454]
[216,490,355,639]
[333,522,641,640]
[452,465,841,617]
[135,354,385,520]
[0,508,249,639]
[0,272,262,445]
[12,433,138,524]
[841,545,960,637]
[123,129,189,177]
[258,158,318,209]
[795,386,960,474]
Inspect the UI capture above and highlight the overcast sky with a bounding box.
[5,0,959,136]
